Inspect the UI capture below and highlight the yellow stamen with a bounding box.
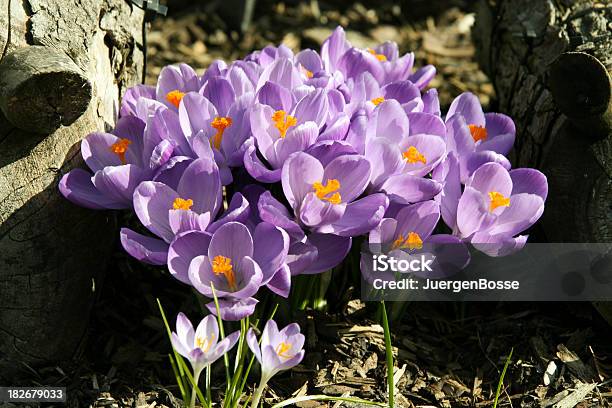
[166,90,186,108]
[211,116,233,149]
[313,179,342,204]
[212,255,237,290]
[468,124,488,143]
[109,138,131,164]
[276,342,293,359]
[367,48,388,62]
[305,69,314,79]
[272,110,297,138]
[488,191,510,212]
[195,334,215,353]
[172,197,193,211]
[371,96,385,106]
[402,146,427,164]
[391,232,423,250]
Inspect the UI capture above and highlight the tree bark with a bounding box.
[0,0,144,380]
[473,0,611,321]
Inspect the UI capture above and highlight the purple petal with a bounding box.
[208,222,254,260]
[323,154,371,202]
[446,92,485,125]
[303,233,351,274]
[293,89,329,129]
[287,241,318,275]
[407,112,446,137]
[281,152,324,210]
[266,264,291,297]
[168,209,211,236]
[120,227,169,265]
[202,76,235,116]
[321,26,350,71]
[328,193,389,236]
[208,192,251,233]
[338,48,384,83]
[487,193,544,237]
[467,162,513,198]
[206,298,259,321]
[168,230,212,284]
[254,222,290,283]
[382,80,421,105]
[422,88,441,116]
[257,81,294,111]
[456,186,496,238]
[318,113,350,141]
[92,164,147,204]
[81,132,124,172]
[243,144,282,183]
[257,58,303,91]
[365,138,404,189]
[258,191,304,239]
[275,122,319,164]
[120,84,155,117]
[299,192,346,227]
[368,99,410,145]
[471,233,528,257]
[408,65,436,89]
[394,200,440,241]
[380,173,442,204]
[305,140,357,168]
[177,157,222,217]
[59,168,126,209]
[509,168,548,201]
[178,92,217,139]
[153,156,193,191]
[432,153,461,231]
[133,181,179,243]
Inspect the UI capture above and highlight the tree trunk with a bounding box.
[0,0,144,380]
[473,0,611,321]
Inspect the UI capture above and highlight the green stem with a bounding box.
[380,301,394,408]
[271,395,387,408]
[250,380,267,408]
[190,369,203,408]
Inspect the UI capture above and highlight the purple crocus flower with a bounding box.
[445,92,516,182]
[247,319,305,407]
[451,162,547,256]
[364,100,445,204]
[347,72,423,115]
[185,221,291,320]
[119,156,223,265]
[365,200,470,279]
[243,87,330,182]
[171,313,240,387]
[59,116,174,209]
[281,152,388,236]
[157,63,201,110]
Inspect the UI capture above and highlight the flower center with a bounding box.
[468,124,487,143]
[272,110,297,138]
[212,255,237,291]
[166,90,186,108]
[371,96,385,106]
[488,191,510,212]
[109,138,131,164]
[402,146,426,164]
[210,116,233,149]
[172,197,193,211]
[391,232,423,250]
[304,69,314,79]
[195,334,215,353]
[275,342,293,359]
[367,48,387,62]
[313,179,342,204]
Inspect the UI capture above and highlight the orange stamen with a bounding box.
[272,110,297,138]
[166,90,186,108]
[212,255,237,290]
[211,116,233,149]
[468,124,488,143]
[172,197,193,211]
[110,138,131,164]
[367,48,388,62]
[313,179,342,204]
[391,232,423,250]
[371,96,385,106]
[488,191,510,212]
[402,146,427,165]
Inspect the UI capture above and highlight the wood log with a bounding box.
[0,0,144,380]
[473,0,612,322]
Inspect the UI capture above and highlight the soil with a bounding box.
[4,1,611,407]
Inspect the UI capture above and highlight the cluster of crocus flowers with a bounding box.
[60,25,548,329]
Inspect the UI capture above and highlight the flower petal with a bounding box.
[120,227,169,265]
